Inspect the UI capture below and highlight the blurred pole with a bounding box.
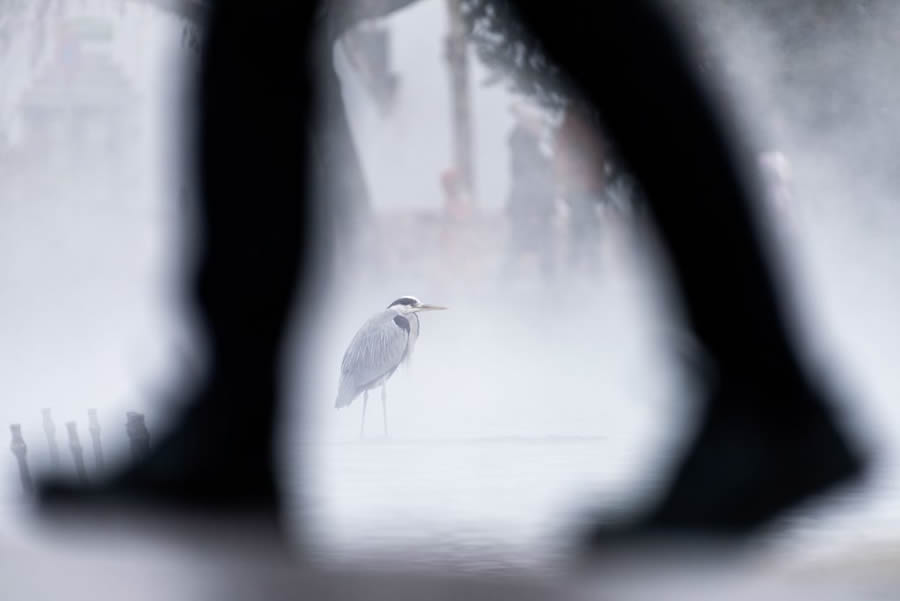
[9,424,33,495]
[88,408,105,472]
[66,421,88,485]
[41,408,61,469]
[444,0,476,204]
[125,412,150,461]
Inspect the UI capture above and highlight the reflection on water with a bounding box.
[296,439,900,578]
[299,437,653,573]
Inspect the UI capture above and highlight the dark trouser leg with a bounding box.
[40,3,318,524]
[514,1,865,541]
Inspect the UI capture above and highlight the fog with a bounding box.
[291,0,900,571]
[2,0,900,582]
[0,2,198,498]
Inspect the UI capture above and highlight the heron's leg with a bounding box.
[381,383,388,437]
[360,390,368,438]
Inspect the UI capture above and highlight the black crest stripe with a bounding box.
[388,297,418,308]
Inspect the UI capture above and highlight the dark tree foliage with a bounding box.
[459,0,890,116]
[458,0,900,204]
[460,0,571,111]
[460,0,644,210]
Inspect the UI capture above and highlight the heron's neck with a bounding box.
[400,311,420,345]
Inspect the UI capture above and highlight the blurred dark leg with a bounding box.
[41,2,316,523]
[515,1,865,540]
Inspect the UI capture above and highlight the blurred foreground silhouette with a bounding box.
[0,0,877,598]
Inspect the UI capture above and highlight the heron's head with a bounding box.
[387,296,448,314]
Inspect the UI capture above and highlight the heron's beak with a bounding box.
[416,303,447,312]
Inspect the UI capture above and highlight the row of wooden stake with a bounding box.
[8,409,151,495]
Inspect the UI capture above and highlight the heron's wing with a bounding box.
[340,311,409,392]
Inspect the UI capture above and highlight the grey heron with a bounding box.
[335,296,447,437]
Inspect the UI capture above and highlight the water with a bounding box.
[292,436,900,580]
[299,437,640,572]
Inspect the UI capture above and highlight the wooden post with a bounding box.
[42,408,61,469]
[444,0,476,203]
[65,421,88,485]
[126,412,150,461]
[9,424,33,495]
[88,408,105,472]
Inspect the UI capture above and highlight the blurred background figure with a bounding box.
[503,102,556,281]
[554,104,607,275]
